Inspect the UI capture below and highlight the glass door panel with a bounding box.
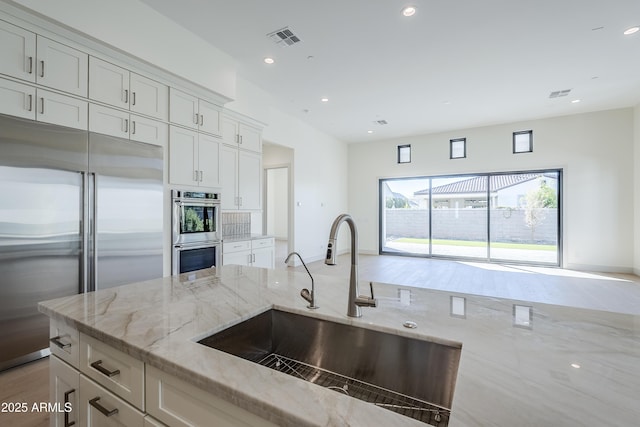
[380,178,430,255]
[430,175,488,259]
[489,172,560,264]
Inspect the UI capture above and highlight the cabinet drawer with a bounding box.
[80,374,145,427]
[252,238,274,249]
[49,320,80,368]
[223,240,251,254]
[80,333,145,410]
[50,355,80,427]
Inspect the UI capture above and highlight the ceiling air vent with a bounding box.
[549,89,572,98]
[374,119,388,126]
[267,27,302,47]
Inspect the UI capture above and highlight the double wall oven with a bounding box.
[172,190,221,275]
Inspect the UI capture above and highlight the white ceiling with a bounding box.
[140,0,640,143]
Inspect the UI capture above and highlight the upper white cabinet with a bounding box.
[220,145,261,210]
[169,126,220,188]
[89,56,168,120]
[221,115,261,152]
[169,88,221,136]
[89,103,167,146]
[0,78,35,119]
[0,20,88,96]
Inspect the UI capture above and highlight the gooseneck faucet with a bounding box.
[325,214,377,317]
[285,252,318,309]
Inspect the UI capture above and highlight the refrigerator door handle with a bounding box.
[87,172,98,292]
[80,171,89,293]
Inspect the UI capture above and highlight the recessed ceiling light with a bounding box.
[571,363,581,369]
[367,130,373,134]
[623,26,639,35]
[402,6,417,17]
[264,57,275,64]
[321,97,329,102]
[571,99,581,104]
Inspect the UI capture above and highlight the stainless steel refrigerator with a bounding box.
[0,114,163,371]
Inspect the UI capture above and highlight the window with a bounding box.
[450,138,466,159]
[397,144,411,163]
[513,130,533,153]
[379,170,561,266]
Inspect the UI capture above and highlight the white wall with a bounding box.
[634,104,640,275]
[349,108,635,273]
[8,0,237,100]
[266,167,289,239]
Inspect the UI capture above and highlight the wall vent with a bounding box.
[374,119,388,125]
[267,27,302,47]
[549,89,572,98]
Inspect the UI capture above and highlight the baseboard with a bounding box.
[564,263,635,274]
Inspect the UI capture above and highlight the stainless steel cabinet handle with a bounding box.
[194,170,198,182]
[194,113,199,125]
[27,94,32,111]
[90,359,120,378]
[200,114,204,126]
[64,389,76,427]
[124,89,128,104]
[239,196,243,206]
[199,170,203,182]
[132,92,136,106]
[131,121,136,135]
[50,335,71,349]
[27,56,33,74]
[40,60,44,78]
[40,97,45,115]
[89,397,118,417]
[124,119,129,133]
[240,135,243,144]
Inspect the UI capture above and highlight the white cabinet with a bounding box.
[169,126,219,187]
[220,145,261,210]
[0,20,88,96]
[169,88,221,136]
[0,79,88,129]
[0,78,35,119]
[37,36,88,97]
[223,238,274,268]
[146,365,277,427]
[79,374,145,427]
[89,56,168,120]
[221,115,261,153]
[0,19,36,82]
[50,355,80,427]
[89,103,168,146]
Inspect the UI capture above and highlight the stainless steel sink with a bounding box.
[198,309,461,426]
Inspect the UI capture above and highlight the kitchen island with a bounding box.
[39,265,640,426]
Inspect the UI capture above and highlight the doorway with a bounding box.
[264,165,291,268]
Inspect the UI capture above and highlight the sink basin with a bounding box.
[198,309,461,426]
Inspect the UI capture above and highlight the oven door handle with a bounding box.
[174,242,221,250]
[175,200,220,208]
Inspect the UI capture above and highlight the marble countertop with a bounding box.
[39,265,640,426]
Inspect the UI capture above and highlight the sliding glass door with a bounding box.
[379,170,561,266]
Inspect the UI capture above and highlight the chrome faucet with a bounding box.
[285,252,319,309]
[325,214,377,317]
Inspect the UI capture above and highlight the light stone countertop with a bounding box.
[38,265,640,426]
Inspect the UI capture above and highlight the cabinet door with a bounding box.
[0,78,36,119]
[223,250,251,266]
[130,73,168,120]
[169,126,198,186]
[50,356,80,427]
[238,150,261,210]
[131,114,168,147]
[37,89,88,130]
[220,145,239,210]
[36,36,88,96]
[89,56,130,108]
[169,88,198,129]
[221,115,238,145]
[198,134,220,188]
[0,20,36,82]
[89,103,129,138]
[198,99,221,136]
[252,246,274,269]
[238,123,261,152]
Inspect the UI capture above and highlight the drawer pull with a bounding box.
[50,335,71,349]
[89,397,118,417]
[90,360,120,378]
[64,389,76,427]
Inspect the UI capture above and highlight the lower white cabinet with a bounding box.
[223,238,274,268]
[146,365,276,427]
[89,103,167,146]
[0,78,88,129]
[79,374,145,427]
[50,355,80,427]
